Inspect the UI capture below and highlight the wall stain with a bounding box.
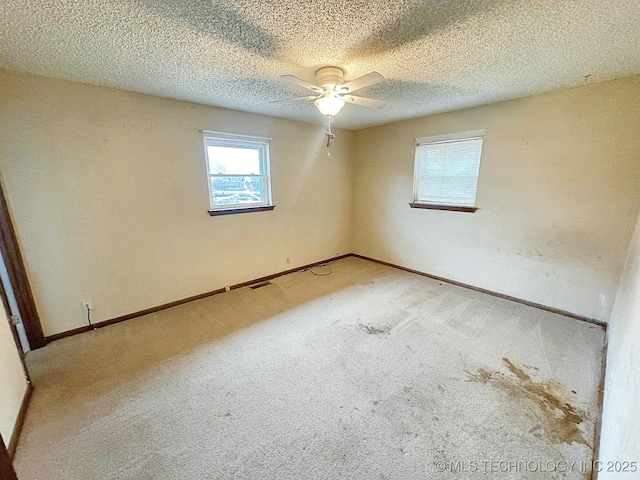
[465,358,590,448]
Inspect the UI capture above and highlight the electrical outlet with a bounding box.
[82,299,93,310]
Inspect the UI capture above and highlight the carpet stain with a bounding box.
[465,358,589,448]
[360,324,392,336]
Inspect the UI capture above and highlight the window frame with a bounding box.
[202,130,274,216]
[410,129,487,213]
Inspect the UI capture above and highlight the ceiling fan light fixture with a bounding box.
[314,93,345,116]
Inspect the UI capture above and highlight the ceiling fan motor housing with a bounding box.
[316,66,345,90]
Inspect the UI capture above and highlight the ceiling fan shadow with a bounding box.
[333,79,479,128]
[135,0,280,59]
[346,0,511,59]
[362,78,469,99]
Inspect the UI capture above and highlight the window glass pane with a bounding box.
[415,138,482,207]
[210,176,264,206]
[207,146,261,175]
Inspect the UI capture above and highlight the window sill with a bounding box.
[409,203,478,213]
[208,205,276,216]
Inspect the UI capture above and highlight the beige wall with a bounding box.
[2,67,640,467]
[598,210,640,475]
[0,69,354,336]
[1,68,639,334]
[352,76,640,322]
[0,308,27,443]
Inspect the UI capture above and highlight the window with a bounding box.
[202,131,274,216]
[411,129,486,213]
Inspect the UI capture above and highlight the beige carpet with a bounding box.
[15,257,605,479]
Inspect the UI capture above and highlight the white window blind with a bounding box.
[413,135,484,207]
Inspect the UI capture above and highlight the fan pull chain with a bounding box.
[326,115,335,156]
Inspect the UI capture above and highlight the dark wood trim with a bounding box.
[350,253,607,327]
[0,278,31,383]
[45,325,92,342]
[592,329,609,480]
[0,180,46,349]
[46,252,608,342]
[0,433,18,480]
[8,382,32,460]
[409,202,478,213]
[47,254,350,343]
[208,205,275,216]
[46,287,225,341]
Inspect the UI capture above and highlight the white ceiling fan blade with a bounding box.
[271,95,321,104]
[280,75,323,93]
[343,95,387,109]
[340,71,385,93]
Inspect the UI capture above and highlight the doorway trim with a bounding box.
[0,179,46,349]
[0,433,18,480]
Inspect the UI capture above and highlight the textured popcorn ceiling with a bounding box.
[1,0,640,130]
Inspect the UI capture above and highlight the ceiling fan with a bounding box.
[274,66,386,147]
